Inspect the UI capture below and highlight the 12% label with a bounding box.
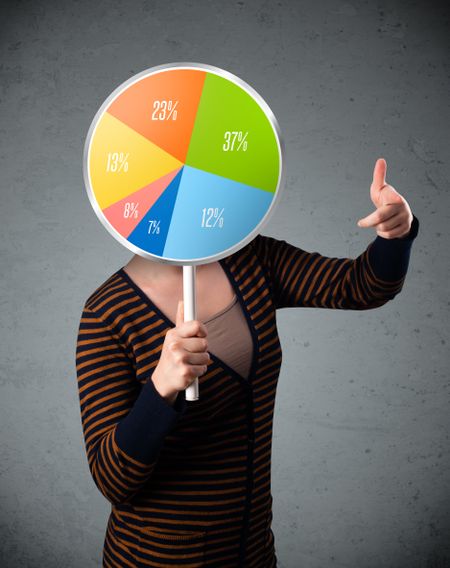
[201,208,224,228]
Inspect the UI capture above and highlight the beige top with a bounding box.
[203,295,253,380]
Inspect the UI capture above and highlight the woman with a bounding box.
[75,159,419,567]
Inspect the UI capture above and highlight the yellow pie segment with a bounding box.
[88,112,183,209]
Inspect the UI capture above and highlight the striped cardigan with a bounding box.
[75,215,419,567]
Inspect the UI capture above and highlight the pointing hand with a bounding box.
[357,158,413,239]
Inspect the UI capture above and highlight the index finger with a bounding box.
[358,204,397,228]
[175,319,208,338]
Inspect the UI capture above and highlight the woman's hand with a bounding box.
[357,158,413,239]
[151,300,213,404]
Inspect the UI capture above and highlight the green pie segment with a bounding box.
[185,73,280,192]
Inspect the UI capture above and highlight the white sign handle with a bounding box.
[183,265,199,401]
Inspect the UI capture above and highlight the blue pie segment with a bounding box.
[162,165,273,260]
[127,167,183,256]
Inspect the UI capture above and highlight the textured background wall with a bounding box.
[0,0,448,566]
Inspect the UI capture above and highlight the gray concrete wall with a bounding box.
[0,0,448,566]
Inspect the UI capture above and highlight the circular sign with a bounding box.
[83,62,285,265]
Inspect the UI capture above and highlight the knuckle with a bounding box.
[181,367,190,379]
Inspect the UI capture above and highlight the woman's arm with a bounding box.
[75,306,187,504]
[251,213,419,311]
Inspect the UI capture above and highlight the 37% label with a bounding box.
[223,131,248,152]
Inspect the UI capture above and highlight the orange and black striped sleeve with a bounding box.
[75,305,187,504]
[251,214,419,310]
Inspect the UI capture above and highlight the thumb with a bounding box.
[175,299,184,328]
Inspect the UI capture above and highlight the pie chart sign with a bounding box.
[83,62,285,265]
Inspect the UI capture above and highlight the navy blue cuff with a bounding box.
[367,214,419,282]
[395,214,420,241]
[115,378,188,464]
